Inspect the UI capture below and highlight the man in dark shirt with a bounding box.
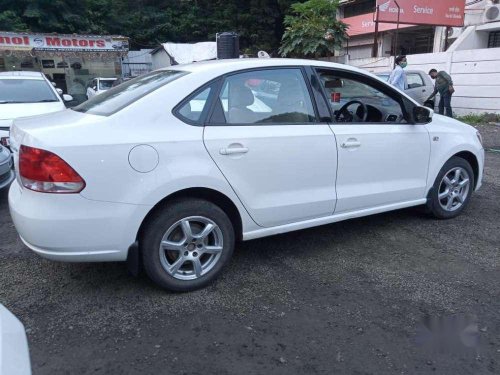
[427,69,454,117]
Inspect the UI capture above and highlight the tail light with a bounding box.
[19,145,85,193]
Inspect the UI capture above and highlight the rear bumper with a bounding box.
[8,180,152,262]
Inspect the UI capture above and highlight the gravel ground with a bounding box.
[1,128,499,375]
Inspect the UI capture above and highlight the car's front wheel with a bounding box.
[427,156,475,219]
[141,199,235,292]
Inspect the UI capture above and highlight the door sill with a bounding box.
[242,199,426,241]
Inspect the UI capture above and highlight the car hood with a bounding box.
[0,102,65,123]
[0,305,31,375]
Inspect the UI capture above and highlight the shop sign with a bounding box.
[375,0,466,27]
[343,13,414,37]
[0,32,129,52]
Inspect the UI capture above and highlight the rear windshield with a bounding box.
[0,79,59,103]
[73,70,187,116]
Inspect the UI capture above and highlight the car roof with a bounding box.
[96,77,117,80]
[0,71,45,80]
[160,58,376,77]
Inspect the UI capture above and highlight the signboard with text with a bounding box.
[343,13,414,37]
[0,32,129,52]
[375,0,466,27]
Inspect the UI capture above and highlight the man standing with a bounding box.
[388,55,408,91]
[427,69,455,117]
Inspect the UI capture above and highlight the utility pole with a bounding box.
[393,0,401,67]
[372,5,380,58]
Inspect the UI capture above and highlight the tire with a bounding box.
[141,198,235,292]
[427,156,475,219]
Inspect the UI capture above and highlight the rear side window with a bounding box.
[216,68,316,125]
[0,79,59,103]
[407,73,424,89]
[176,87,212,124]
[73,70,187,116]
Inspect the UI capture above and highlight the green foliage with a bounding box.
[279,0,347,58]
[0,0,303,54]
[456,113,500,125]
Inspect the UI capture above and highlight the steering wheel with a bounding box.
[335,100,368,123]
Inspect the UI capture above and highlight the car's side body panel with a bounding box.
[330,123,431,213]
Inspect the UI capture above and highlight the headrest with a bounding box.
[229,84,254,108]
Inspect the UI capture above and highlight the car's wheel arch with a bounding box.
[427,150,480,198]
[136,187,244,244]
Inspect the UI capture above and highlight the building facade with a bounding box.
[338,0,500,60]
[0,32,129,104]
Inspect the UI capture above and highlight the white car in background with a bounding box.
[86,77,117,99]
[376,70,437,106]
[0,305,31,375]
[8,59,484,292]
[0,72,73,142]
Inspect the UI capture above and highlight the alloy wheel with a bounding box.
[438,167,471,212]
[159,216,223,280]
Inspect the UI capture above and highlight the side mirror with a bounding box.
[56,88,63,95]
[92,86,97,91]
[62,94,73,102]
[413,106,433,124]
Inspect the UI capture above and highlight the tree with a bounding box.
[279,0,347,58]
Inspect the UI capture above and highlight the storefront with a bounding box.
[0,32,129,104]
[339,0,466,59]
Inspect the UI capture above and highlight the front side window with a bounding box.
[73,70,186,116]
[407,73,424,89]
[0,79,59,103]
[317,69,405,124]
[99,79,115,90]
[217,69,316,124]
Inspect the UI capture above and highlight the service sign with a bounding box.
[0,32,129,52]
[375,0,466,27]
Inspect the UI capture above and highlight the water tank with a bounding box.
[217,32,239,59]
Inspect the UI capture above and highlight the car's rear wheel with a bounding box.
[427,157,474,219]
[141,199,235,292]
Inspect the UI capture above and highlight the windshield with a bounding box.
[99,80,115,90]
[0,79,59,104]
[73,70,187,116]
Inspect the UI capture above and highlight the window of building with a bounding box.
[488,31,500,48]
[343,0,375,18]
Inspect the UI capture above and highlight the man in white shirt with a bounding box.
[389,55,408,91]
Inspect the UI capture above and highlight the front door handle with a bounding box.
[341,140,361,149]
[219,147,249,155]
[422,89,427,92]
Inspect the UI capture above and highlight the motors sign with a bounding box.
[0,32,129,52]
[375,0,466,27]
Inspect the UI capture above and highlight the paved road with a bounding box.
[1,140,499,374]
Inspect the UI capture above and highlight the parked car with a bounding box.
[375,70,437,107]
[8,59,484,292]
[0,304,31,375]
[86,77,117,99]
[0,144,14,190]
[0,71,73,141]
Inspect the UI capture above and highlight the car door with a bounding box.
[203,68,338,228]
[405,72,428,104]
[315,68,430,214]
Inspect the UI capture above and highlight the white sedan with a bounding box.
[8,59,485,291]
[0,71,73,141]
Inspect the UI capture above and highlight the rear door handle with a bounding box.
[219,147,249,155]
[341,140,361,149]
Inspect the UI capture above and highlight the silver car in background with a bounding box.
[376,70,437,107]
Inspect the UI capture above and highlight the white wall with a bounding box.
[343,47,500,115]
